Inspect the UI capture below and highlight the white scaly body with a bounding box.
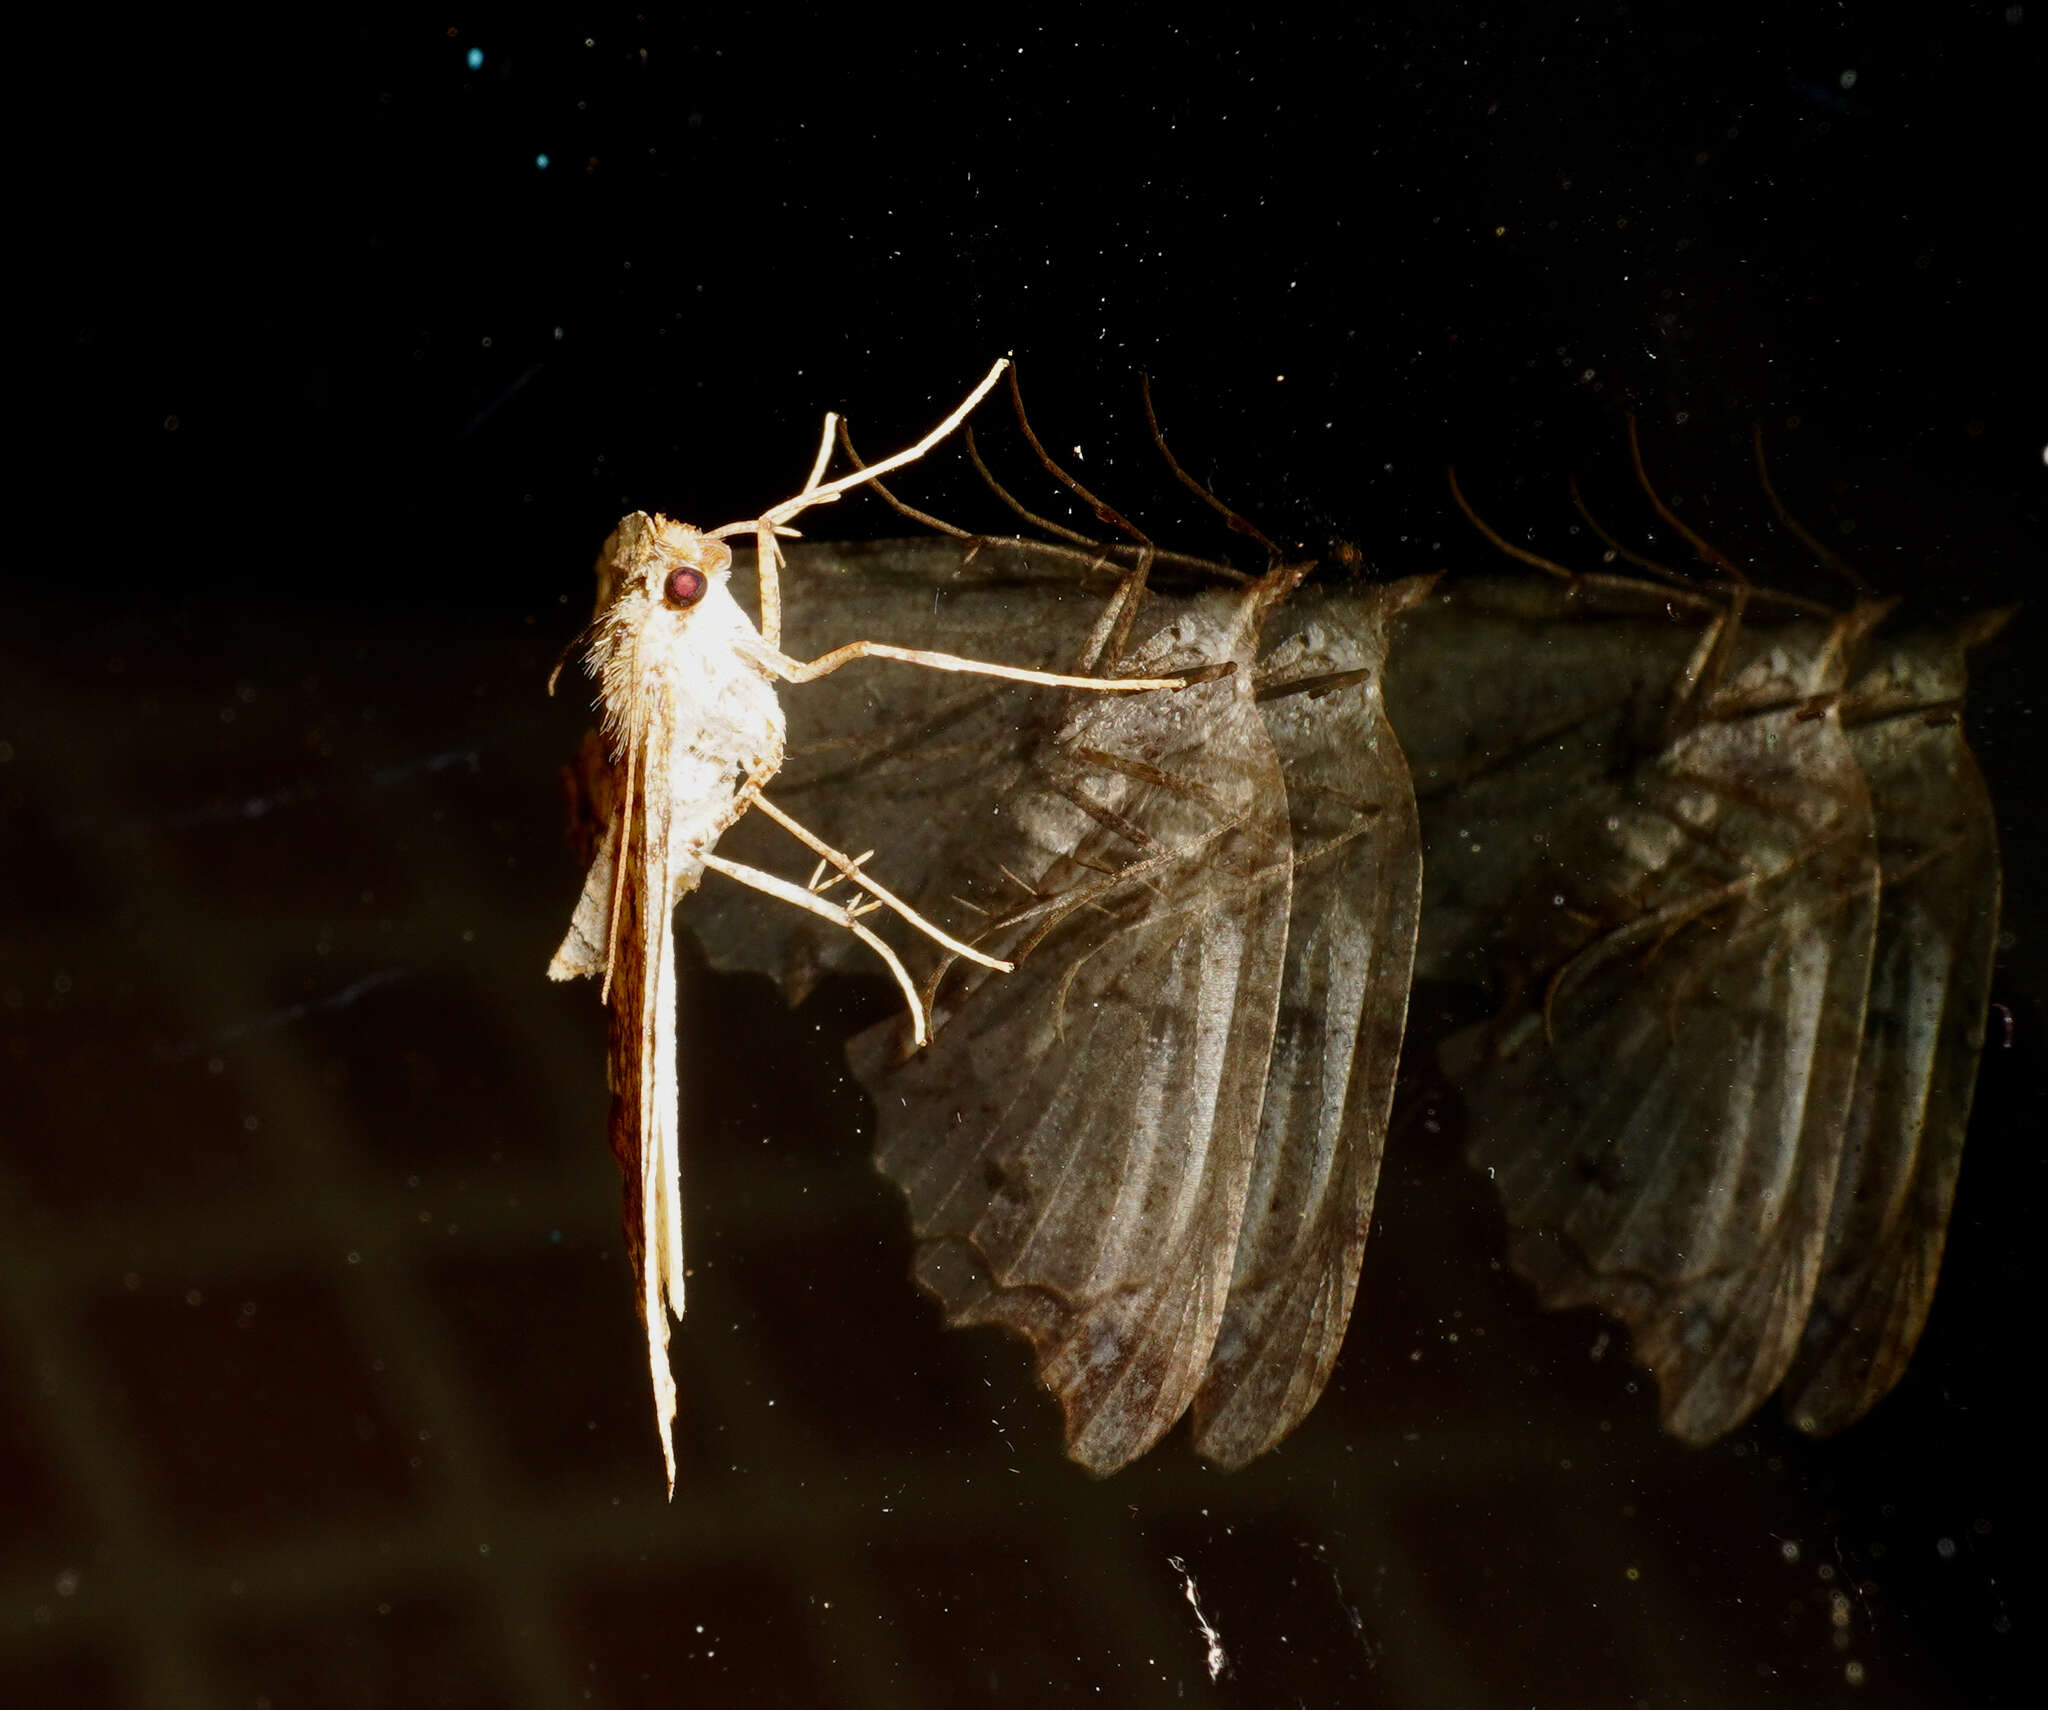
[544,360,1199,1493]
[549,515,785,1495]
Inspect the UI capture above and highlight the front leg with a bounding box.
[747,792,1010,973]
[770,639,1222,694]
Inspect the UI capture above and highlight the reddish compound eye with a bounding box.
[666,567,707,607]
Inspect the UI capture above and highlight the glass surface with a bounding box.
[14,11,2034,1707]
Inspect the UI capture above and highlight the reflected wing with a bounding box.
[690,539,1128,994]
[1784,629,2004,1433]
[1449,621,1881,1443]
[1190,581,1431,1466]
[852,589,1292,1474]
[1386,576,1708,984]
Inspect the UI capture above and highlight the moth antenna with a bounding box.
[1006,363,1153,545]
[1753,425,1872,593]
[1626,415,1750,586]
[1569,474,1700,591]
[727,358,1010,541]
[1141,372,1282,563]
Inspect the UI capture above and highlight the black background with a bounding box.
[15,7,2042,1708]
[51,9,2041,614]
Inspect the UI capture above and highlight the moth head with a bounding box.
[622,514,734,615]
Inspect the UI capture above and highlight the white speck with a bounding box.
[1168,1557,1226,1682]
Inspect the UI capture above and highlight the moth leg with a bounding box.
[772,638,1207,694]
[1253,665,1375,703]
[700,851,933,1047]
[1074,549,1155,677]
[717,762,998,974]
[748,524,792,654]
[1539,866,1764,1044]
[746,791,1013,973]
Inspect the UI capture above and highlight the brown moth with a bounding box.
[546,362,1205,1493]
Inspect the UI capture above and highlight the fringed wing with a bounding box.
[1784,629,2003,1433]
[1449,623,1882,1443]
[1189,581,1431,1467]
[851,591,1292,1474]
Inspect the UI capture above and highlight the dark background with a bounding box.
[10,8,2040,1707]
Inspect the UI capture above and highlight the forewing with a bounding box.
[851,589,1292,1474]
[1447,618,1882,1443]
[1784,625,2004,1433]
[1190,580,1432,1466]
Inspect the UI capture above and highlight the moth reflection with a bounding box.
[690,521,2004,1470]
